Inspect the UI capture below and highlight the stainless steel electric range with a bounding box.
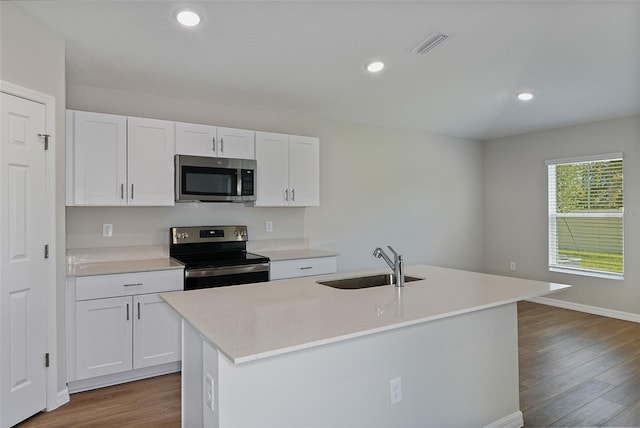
[169,225,269,290]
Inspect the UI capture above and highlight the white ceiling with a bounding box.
[16,1,640,140]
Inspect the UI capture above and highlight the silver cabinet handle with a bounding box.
[300,266,313,270]
[131,183,134,200]
[292,188,295,202]
[120,183,124,200]
[220,137,224,152]
[285,189,289,201]
[123,282,143,287]
[137,302,141,320]
[212,137,216,152]
[126,303,130,321]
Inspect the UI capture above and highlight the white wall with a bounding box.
[0,1,67,391]
[483,116,640,314]
[66,84,485,273]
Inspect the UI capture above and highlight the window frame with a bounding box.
[546,153,624,280]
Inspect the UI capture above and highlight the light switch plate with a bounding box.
[102,224,113,238]
[205,373,215,412]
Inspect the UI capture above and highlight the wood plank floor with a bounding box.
[17,372,180,428]
[17,301,640,427]
[519,301,640,427]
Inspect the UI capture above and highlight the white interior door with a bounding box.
[0,92,48,427]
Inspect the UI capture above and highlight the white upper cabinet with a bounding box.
[127,117,175,206]
[288,135,320,207]
[67,111,127,206]
[176,122,255,159]
[67,110,175,206]
[255,132,319,207]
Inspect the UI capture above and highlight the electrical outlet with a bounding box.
[510,261,516,271]
[266,220,273,232]
[103,224,113,238]
[205,373,215,412]
[389,377,402,405]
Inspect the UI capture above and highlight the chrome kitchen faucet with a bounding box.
[373,246,405,287]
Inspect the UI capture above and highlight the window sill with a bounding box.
[549,266,624,281]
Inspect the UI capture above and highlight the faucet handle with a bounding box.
[387,245,399,260]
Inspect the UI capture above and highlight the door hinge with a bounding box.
[44,244,49,259]
[45,353,50,368]
[38,133,51,150]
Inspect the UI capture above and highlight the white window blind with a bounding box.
[547,153,623,278]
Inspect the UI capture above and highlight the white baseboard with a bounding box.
[528,297,640,323]
[68,362,181,393]
[484,411,524,428]
[56,388,70,408]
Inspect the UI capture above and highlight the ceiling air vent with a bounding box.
[407,31,449,55]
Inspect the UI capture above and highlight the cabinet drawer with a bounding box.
[270,257,337,280]
[75,269,183,301]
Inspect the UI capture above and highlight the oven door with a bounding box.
[184,263,269,290]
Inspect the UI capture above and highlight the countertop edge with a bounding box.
[256,249,338,262]
[67,258,185,277]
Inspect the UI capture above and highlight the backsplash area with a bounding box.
[65,204,306,250]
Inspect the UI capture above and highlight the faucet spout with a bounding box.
[373,246,405,287]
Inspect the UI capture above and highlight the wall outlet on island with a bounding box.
[389,377,402,405]
[266,220,273,232]
[102,224,113,238]
[510,261,516,271]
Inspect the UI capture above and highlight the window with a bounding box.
[547,153,623,279]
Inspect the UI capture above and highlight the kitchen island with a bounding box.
[161,265,570,428]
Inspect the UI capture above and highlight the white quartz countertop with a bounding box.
[257,248,338,261]
[67,258,184,277]
[161,264,570,364]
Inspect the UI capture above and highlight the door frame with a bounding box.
[0,80,60,412]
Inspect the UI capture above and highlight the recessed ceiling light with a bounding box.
[176,10,200,27]
[516,91,535,101]
[366,61,385,73]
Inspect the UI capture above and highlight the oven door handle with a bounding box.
[185,262,270,279]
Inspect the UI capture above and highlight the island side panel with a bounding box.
[182,320,203,428]
[206,303,521,428]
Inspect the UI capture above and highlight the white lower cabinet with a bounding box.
[270,256,337,280]
[133,293,182,369]
[76,296,133,380]
[68,269,183,389]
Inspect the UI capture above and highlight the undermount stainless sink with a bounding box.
[317,274,423,290]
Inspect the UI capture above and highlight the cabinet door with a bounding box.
[133,293,181,369]
[175,122,217,157]
[217,127,255,160]
[289,135,320,206]
[70,110,127,205]
[75,297,133,380]
[127,117,176,206]
[255,132,290,206]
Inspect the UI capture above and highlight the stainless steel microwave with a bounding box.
[175,155,257,202]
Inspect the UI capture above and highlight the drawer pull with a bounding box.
[123,283,143,287]
[300,266,313,270]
